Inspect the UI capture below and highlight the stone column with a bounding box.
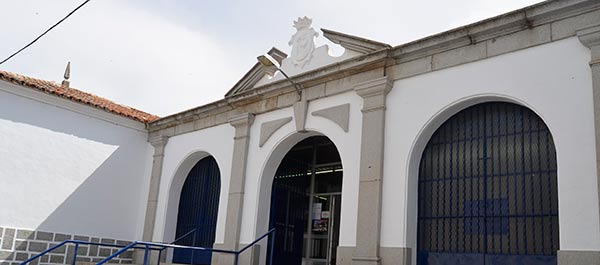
[216,113,255,265]
[351,76,392,265]
[136,135,168,263]
[566,24,600,264]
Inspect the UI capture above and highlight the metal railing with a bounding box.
[21,228,275,265]
[156,228,197,264]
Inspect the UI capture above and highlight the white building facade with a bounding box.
[2,0,600,265]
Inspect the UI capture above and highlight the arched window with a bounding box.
[417,102,558,265]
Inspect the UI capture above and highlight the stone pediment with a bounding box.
[225,47,287,98]
[224,17,389,98]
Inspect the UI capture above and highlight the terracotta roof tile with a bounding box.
[0,69,159,123]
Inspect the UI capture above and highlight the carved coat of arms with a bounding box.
[289,16,318,69]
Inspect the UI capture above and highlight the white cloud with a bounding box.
[1,0,235,116]
[0,0,545,117]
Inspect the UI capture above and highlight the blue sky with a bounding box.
[1,0,543,116]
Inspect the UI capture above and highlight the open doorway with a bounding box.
[268,136,343,265]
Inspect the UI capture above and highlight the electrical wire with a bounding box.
[0,0,92,66]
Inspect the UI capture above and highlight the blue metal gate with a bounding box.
[173,156,221,265]
[417,102,558,265]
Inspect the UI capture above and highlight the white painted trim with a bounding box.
[0,80,148,132]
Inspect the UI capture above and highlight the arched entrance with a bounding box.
[417,102,559,265]
[268,136,343,265]
[172,156,221,265]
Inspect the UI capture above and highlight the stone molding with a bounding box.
[311,103,350,132]
[354,76,393,113]
[225,48,287,98]
[229,113,255,140]
[578,24,600,65]
[322,28,391,54]
[259,117,292,147]
[147,0,600,140]
[148,135,168,156]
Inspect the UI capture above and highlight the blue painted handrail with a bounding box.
[155,228,197,265]
[22,228,276,265]
[98,228,276,265]
[170,228,197,245]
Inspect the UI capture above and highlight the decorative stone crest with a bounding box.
[289,16,318,69]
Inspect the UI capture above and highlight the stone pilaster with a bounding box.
[352,76,392,265]
[136,135,168,263]
[217,113,255,265]
[574,24,600,265]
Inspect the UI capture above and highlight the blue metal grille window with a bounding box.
[417,102,559,265]
[173,156,221,265]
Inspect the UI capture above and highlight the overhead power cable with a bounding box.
[0,0,92,66]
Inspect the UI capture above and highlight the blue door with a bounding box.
[173,156,221,265]
[417,103,558,265]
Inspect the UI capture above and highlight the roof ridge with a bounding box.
[0,69,159,123]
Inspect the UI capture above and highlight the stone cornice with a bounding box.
[148,49,390,133]
[227,49,391,102]
[578,24,600,65]
[578,24,600,47]
[147,0,600,137]
[390,0,600,62]
[322,28,391,54]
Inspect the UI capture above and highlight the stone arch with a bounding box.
[254,131,323,237]
[404,93,558,263]
[254,129,345,264]
[163,151,221,248]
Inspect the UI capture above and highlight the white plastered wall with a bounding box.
[382,37,600,259]
[0,83,153,241]
[153,123,234,246]
[240,91,363,263]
